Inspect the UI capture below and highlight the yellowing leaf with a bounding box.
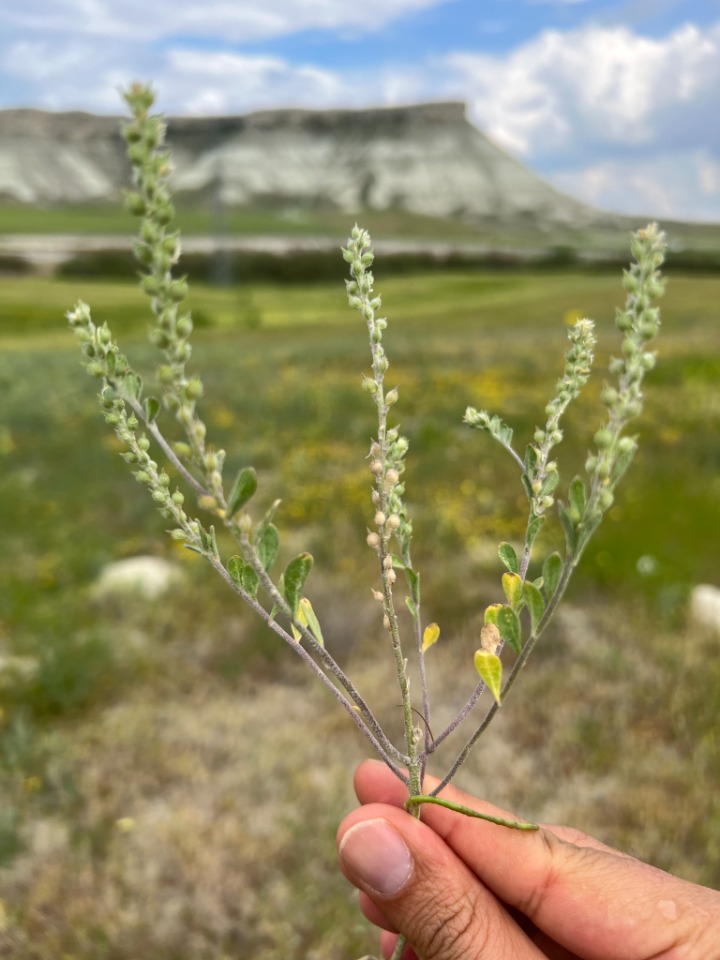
[474,649,503,704]
[480,622,500,654]
[298,597,324,647]
[484,604,503,626]
[502,572,523,608]
[422,622,440,653]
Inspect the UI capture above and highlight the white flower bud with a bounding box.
[374,511,386,527]
[367,532,381,549]
[386,514,400,531]
[382,556,393,570]
[386,569,397,585]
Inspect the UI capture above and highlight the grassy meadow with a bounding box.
[0,257,719,957]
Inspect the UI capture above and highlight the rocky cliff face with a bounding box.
[0,102,599,225]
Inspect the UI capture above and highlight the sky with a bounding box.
[1,0,719,222]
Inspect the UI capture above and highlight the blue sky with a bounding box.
[1,0,719,221]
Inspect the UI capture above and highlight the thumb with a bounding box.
[352,761,720,959]
[338,803,544,960]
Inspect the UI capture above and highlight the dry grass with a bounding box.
[1,584,718,959]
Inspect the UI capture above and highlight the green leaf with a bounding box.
[524,444,539,475]
[542,552,563,598]
[284,552,313,619]
[198,523,213,552]
[558,503,577,552]
[144,396,160,423]
[422,622,440,653]
[526,514,545,551]
[123,371,143,400]
[227,555,259,599]
[611,442,637,485]
[497,606,522,654]
[569,475,587,520]
[298,597,324,646]
[255,522,279,572]
[540,471,560,497]
[498,542,519,574]
[404,565,420,605]
[521,473,534,501]
[523,582,546,633]
[502,572,523,608]
[227,466,257,516]
[208,524,219,557]
[241,565,260,599]
[484,604,503,626]
[227,555,243,586]
[474,649,503,704]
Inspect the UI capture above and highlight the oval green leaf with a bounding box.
[497,605,522,654]
[227,466,257,516]
[241,565,260,599]
[284,552,313,619]
[522,581,545,633]
[542,552,563,599]
[498,542,519,574]
[144,396,160,423]
[256,522,279,572]
[227,555,243,586]
[569,475,587,520]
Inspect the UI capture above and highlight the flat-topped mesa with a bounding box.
[0,100,600,224]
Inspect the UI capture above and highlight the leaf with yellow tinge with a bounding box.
[502,572,523,608]
[484,604,502,625]
[422,622,440,653]
[474,649,503,704]
[298,597,324,647]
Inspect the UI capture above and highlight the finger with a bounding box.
[338,804,546,960]
[355,760,631,859]
[359,890,398,932]
[354,761,720,959]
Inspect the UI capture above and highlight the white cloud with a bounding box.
[441,22,720,162]
[0,0,451,42]
[0,6,718,220]
[551,151,720,222]
[162,51,346,115]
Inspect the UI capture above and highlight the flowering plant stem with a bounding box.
[68,84,667,960]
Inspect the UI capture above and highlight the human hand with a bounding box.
[337,760,720,960]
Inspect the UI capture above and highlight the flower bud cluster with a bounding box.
[529,318,596,515]
[585,224,666,525]
[67,299,203,551]
[122,85,225,509]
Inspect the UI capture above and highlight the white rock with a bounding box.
[92,556,183,601]
[689,584,720,634]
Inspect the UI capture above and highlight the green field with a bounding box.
[1,263,719,957]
